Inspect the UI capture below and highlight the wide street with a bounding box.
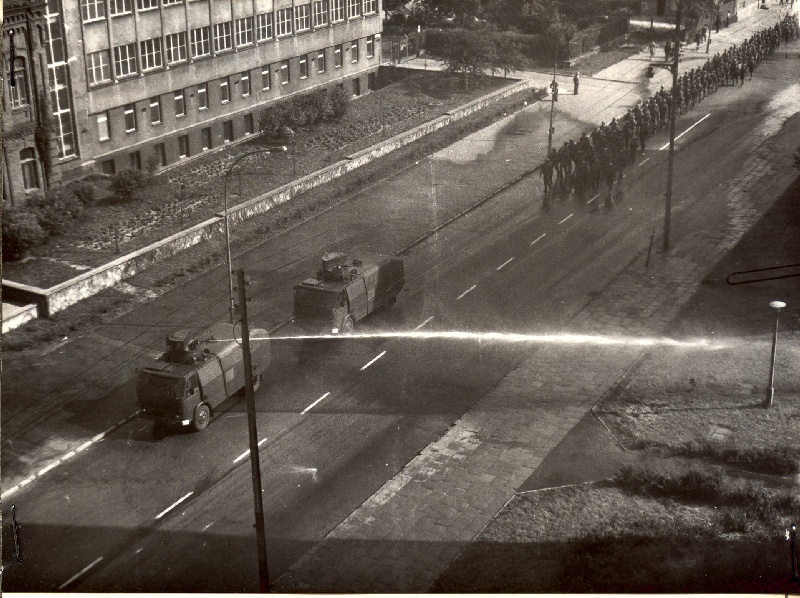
[3,15,799,590]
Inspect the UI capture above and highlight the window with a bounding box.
[299,56,308,78]
[140,37,162,70]
[261,66,271,90]
[220,77,230,103]
[295,3,311,31]
[124,103,137,132]
[101,159,116,175]
[313,0,329,26]
[191,26,211,58]
[165,32,187,64]
[317,49,326,73]
[97,112,110,140]
[197,83,208,109]
[350,39,359,63]
[347,0,361,19]
[256,12,273,41]
[244,113,254,135]
[150,96,162,124]
[109,0,132,15]
[235,17,253,46]
[201,127,212,151]
[114,43,137,77]
[280,59,289,84]
[368,71,376,90]
[334,44,343,67]
[81,0,106,22]
[86,51,112,85]
[364,0,377,13]
[154,142,167,167]
[8,58,29,107]
[331,0,345,22]
[178,134,190,158]
[353,77,360,96]
[163,0,182,5]
[174,90,185,116]
[223,120,234,143]
[137,0,158,10]
[276,8,293,36]
[366,34,374,57]
[214,22,233,53]
[130,150,142,171]
[20,148,39,190]
[241,71,250,96]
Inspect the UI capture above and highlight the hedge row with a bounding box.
[259,86,351,138]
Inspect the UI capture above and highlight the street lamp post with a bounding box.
[221,148,287,323]
[548,46,559,155]
[765,300,786,408]
[663,0,682,252]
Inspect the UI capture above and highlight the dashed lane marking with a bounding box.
[586,195,598,205]
[530,233,547,245]
[361,351,387,371]
[638,157,650,166]
[558,214,574,225]
[1,410,142,500]
[496,257,514,271]
[233,439,268,463]
[414,316,434,331]
[456,285,477,300]
[659,113,711,150]
[155,492,193,520]
[302,392,331,415]
[58,557,103,590]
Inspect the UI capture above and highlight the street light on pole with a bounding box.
[663,0,683,252]
[764,300,786,408]
[222,147,287,323]
[548,45,559,155]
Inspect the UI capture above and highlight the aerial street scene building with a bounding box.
[2,0,799,592]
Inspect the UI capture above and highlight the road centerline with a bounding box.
[638,157,650,166]
[414,316,434,330]
[659,113,711,150]
[302,392,331,414]
[558,214,574,225]
[456,284,477,300]
[530,233,547,245]
[496,257,514,271]
[361,351,387,371]
[58,557,103,590]
[155,492,193,520]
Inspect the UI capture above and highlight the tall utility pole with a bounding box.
[236,269,270,592]
[663,0,682,252]
[548,46,559,155]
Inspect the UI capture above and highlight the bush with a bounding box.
[68,180,98,206]
[111,169,150,202]
[145,152,161,175]
[2,205,48,260]
[259,87,349,138]
[27,186,84,236]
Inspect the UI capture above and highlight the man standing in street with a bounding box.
[573,72,580,95]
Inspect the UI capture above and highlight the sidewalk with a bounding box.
[275,10,800,593]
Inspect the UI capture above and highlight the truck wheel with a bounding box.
[192,403,211,432]
[342,316,354,334]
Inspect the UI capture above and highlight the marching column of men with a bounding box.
[540,13,799,204]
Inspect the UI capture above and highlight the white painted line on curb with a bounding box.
[638,157,650,166]
[457,285,477,300]
[530,233,547,245]
[155,491,193,520]
[302,392,331,414]
[361,351,387,371]
[587,195,599,205]
[558,214,574,225]
[1,410,142,500]
[659,113,711,149]
[414,316,434,331]
[496,257,514,271]
[58,557,103,590]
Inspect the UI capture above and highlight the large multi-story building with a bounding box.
[2,0,53,205]
[46,0,382,182]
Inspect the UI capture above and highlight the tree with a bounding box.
[442,30,497,84]
[419,0,481,26]
[494,34,525,77]
[2,205,48,261]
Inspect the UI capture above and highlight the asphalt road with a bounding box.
[3,50,799,591]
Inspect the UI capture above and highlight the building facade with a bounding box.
[2,0,52,205]
[54,0,382,179]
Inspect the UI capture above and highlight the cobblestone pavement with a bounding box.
[275,9,800,592]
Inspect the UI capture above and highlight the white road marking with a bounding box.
[659,113,711,149]
[496,257,514,271]
[302,392,331,414]
[1,410,141,500]
[155,491,193,520]
[530,233,547,245]
[58,557,103,590]
[361,351,387,371]
[203,522,215,531]
[586,195,598,205]
[233,439,268,463]
[558,214,573,225]
[456,285,477,300]
[414,316,434,331]
[638,157,650,166]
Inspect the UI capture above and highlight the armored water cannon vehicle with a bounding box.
[293,252,405,335]
[137,323,270,432]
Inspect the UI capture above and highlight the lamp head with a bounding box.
[769,301,786,310]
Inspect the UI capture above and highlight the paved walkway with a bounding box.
[275,8,799,592]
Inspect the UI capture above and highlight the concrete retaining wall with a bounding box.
[1,302,39,333]
[2,77,535,328]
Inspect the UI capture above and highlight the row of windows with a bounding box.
[93,40,373,142]
[81,0,378,24]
